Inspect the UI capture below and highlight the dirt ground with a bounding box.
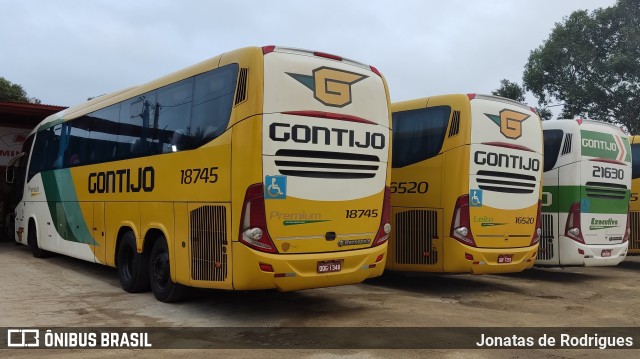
[1,239,640,358]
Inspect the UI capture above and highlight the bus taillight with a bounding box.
[313,51,342,61]
[372,187,391,247]
[262,45,276,55]
[239,183,278,254]
[369,65,382,77]
[623,211,630,243]
[450,195,476,247]
[565,202,584,244]
[531,200,542,246]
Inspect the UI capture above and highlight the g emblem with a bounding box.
[485,109,530,140]
[287,67,368,108]
[498,109,529,140]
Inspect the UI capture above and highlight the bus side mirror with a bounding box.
[5,153,24,185]
[5,166,14,184]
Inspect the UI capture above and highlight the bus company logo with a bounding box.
[286,67,368,107]
[269,122,386,149]
[582,138,617,151]
[485,109,530,140]
[265,175,287,199]
[581,133,628,162]
[589,217,619,230]
[473,215,506,227]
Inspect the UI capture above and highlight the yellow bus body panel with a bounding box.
[629,135,640,253]
[231,242,386,291]
[388,94,540,274]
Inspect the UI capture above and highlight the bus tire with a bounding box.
[149,235,187,302]
[28,221,49,258]
[117,231,150,293]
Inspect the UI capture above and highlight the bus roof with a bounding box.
[392,93,533,112]
[32,47,261,135]
[32,45,386,137]
[543,119,626,135]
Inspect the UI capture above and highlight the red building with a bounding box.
[0,101,67,239]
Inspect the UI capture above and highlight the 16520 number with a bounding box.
[390,181,429,194]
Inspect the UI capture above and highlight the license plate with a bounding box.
[318,260,342,273]
[497,254,513,264]
[601,249,612,257]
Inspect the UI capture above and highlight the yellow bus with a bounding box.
[629,135,640,254]
[387,94,542,274]
[6,46,391,302]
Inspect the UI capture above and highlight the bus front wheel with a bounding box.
[27,222,49,258]
[149,236,187,302]
[116,231,150,293]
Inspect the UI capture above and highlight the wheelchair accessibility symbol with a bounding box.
[470,189,483,207]
[265,175,287,199]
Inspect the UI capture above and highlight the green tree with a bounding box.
[492,79,525,102]
[0,76,40,104]
[536,107,553,122]
[492,79,552,120]
[523,0,640,133]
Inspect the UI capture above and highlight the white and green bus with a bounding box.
[538,119,630,266]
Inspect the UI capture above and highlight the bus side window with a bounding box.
[28,126,61,181]
[542,129,564,172]
[19,135,34,185]
[91,104,120,163]
[391,106,451,168]
[10,135,33,204]
[190,63,238,148]
[117,94,156,159]
[156,79,193,153]
[63,120,90,167]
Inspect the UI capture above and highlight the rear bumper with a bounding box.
[550,237,628,266]
[231,242,387,291]
[443,241,538,274]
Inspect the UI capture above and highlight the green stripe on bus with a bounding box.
[37,117,65,132]
[41,170,97,246]
[542,185,629,214]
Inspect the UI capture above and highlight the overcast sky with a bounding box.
[0,0,617,112]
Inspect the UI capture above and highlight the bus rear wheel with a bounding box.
[117,231,150,293]
[27,222,49,258]
[149,235,187,302]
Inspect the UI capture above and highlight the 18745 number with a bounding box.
[180,167,219,184]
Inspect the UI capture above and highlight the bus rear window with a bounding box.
[543,129,564,172]
[392,106,451,168]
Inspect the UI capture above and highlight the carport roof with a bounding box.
[0,101,67,129]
